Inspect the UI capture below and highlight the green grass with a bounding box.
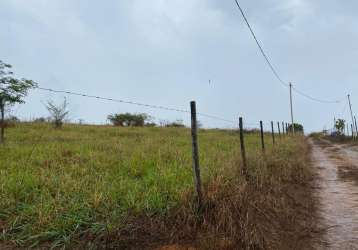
[0,123,296,248]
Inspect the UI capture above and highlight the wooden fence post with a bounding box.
[239,117,247,178]
[286,123,289,135]
[277,122,281,138]
[260,121,265,152]
[271,121,275,145]
[282,122,285,136]
[190,101,203,208]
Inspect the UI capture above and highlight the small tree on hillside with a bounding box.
[0,60,36,143]
[335,119,345,135]
[46,98,70,128]
[107,113,150,127]
[287,123,304,134]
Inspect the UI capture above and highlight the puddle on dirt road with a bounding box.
[312,140,358,249]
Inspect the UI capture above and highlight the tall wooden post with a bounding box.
[190,101,203,207]
[286,123,289,135]
[260,121,265,152]
[282,121,285,135]
[277,122,281,138]
[271,121,275,145]
[239,117,247,178]
[0,99,4,144]
[348,94,356,136]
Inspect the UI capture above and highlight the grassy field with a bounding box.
[0,123,316,249]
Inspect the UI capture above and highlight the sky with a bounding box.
[0,0,357,132]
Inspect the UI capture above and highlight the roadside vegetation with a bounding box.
[311,117,358,145]
[0,122,317,249]
[0,60,36,143]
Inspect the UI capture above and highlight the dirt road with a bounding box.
[311,138,358,249]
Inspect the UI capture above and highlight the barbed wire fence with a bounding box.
[15,86,297,208]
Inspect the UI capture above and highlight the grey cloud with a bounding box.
[0,0,357,131]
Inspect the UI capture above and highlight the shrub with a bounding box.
[107,113,150,127]
[165,120,185,128]
[0,120,16,128]
[7,115,20,122]
[145,122,157,127]
[334,119,345,136]
[287,123,304,133]
[0,116,19,129]
[33,117,48,123]
[46,98,70,128]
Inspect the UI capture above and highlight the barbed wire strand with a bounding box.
[292,87,345,104]
[36,86,236,124]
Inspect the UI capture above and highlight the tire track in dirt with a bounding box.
[311,138,358,249]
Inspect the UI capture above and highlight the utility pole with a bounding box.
[348,94,356,137]
[289,82,295,134]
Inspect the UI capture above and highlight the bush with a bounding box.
[287,123,304,133]
[46,98,70,128]
[145,122,157,127]
[7,115,19,122]
[107,113,150,127]
[33,117,48,123]
[0,116,19,128]
[0,120,16,128]
[165,120,185,128]
[334,119,345,136]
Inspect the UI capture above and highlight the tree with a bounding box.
[107,113,150,127]
[287,123,304,134]
[0,60,36,143]
[335,119,345,136]
[46,98,70,128]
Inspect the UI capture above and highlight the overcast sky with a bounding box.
[1,0,357,131]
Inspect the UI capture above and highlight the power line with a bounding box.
[233,0,345,104]
[292,87,345,104]
[35,86,236,124]
[233,0,288,88]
